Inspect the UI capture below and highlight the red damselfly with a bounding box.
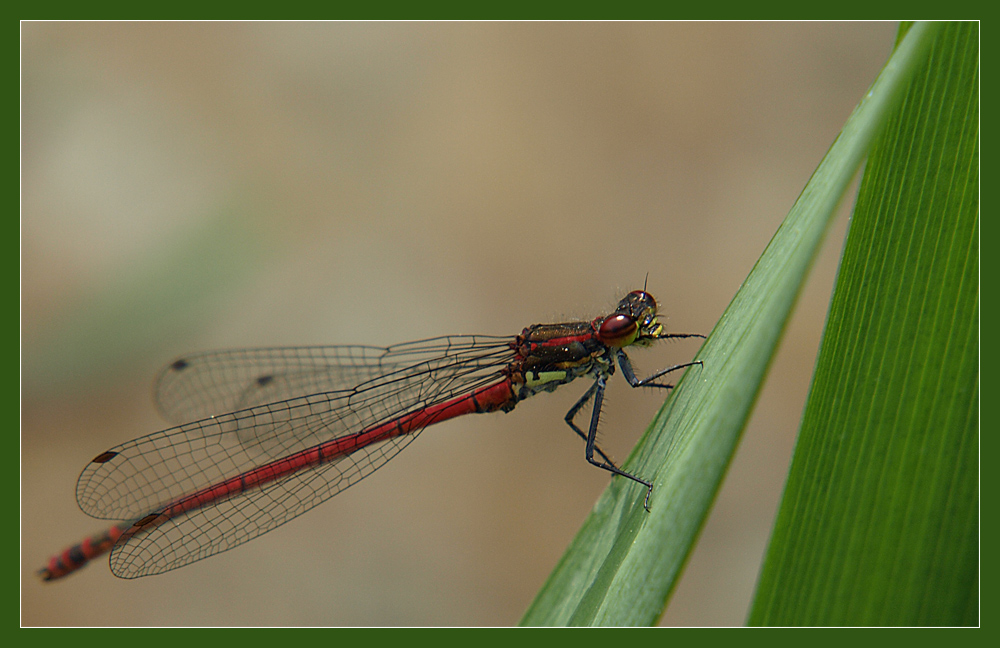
[40,290,702,580]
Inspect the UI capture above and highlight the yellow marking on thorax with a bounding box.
[524,370,568,388]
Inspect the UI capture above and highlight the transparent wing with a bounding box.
[155,345,416,424]
[76,335,515,578]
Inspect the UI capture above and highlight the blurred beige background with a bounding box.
[21,21,898,626]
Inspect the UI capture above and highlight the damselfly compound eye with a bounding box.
[597,314,639,347]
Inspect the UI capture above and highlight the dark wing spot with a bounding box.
[170,359,190,371]
[91,451,118,463]
[135,514,159,527]
[256,375,274,387]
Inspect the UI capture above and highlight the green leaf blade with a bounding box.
[748,21,978,627]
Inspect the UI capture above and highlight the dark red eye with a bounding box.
[598,314,639,347]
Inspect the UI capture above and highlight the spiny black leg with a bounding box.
[617,349,703,389]
[658,333,705,341]
[564,379,616,466]
[580,375,654,512]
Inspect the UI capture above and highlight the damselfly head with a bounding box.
[626,290,665,345]
[597,291,664,348]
